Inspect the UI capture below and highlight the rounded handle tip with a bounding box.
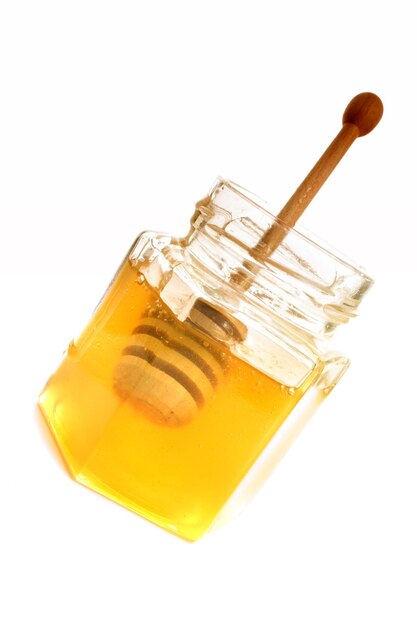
[343,92,383,136]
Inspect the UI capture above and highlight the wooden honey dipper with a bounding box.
[114,93,383,426]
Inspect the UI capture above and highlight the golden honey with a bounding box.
[39,259,320,541]
[39,178,374,541]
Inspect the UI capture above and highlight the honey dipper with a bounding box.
[114,93,383,426]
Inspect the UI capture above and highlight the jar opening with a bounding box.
[189,178,374,337]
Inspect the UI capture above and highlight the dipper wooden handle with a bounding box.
[247,92,383,264]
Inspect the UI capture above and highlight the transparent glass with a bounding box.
[38,179,373,541]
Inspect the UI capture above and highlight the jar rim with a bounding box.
[187,177,375,338]
[211,178,374,285]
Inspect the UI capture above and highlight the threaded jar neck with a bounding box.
[188,179,374,342]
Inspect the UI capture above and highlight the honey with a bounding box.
[38,93,382,539]
[39,258,320,541]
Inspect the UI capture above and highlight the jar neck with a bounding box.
[187,179,374,343]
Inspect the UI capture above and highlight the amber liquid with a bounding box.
[39,260,318,541]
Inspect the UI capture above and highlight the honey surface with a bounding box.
[39,260,317,541]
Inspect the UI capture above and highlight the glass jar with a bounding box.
[39,179,373,541]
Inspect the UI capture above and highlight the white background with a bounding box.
[1,1,416,624]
